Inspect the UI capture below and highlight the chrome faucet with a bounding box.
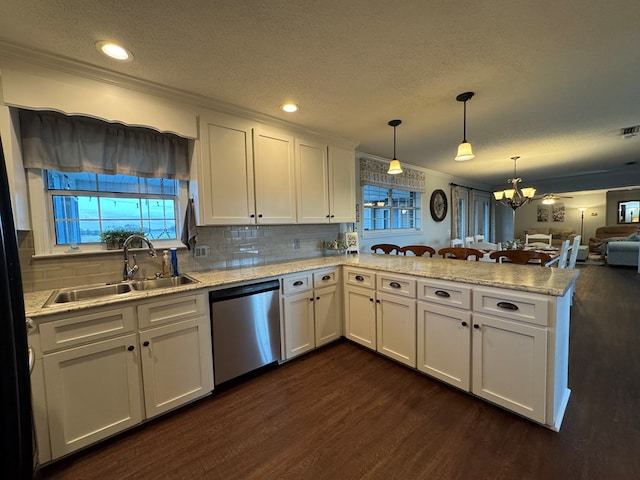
[123,234,157,281]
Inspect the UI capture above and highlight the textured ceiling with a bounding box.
[1,0,640,192]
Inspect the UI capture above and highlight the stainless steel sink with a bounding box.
[130,275,197,291]
[44,283,133,306]
[43,274,198,307]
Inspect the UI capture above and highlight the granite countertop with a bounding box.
[23,253,579,319]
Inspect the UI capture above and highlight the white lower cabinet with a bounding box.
[281,268,341,360]
[376,292,416,367]
[344,284,377,350]
[37,292,213,460]
[417,302,471,390]
[471,313,548,423]
[43,333,144,458]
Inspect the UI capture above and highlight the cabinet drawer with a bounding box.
[417,279,471,309]
[377,273,416,298]
[39,306,136,353]
[137,293,207,329]
[344,268,376,289]
[313,268,339,288]
[282,273,312,295]
[473,288,549,327]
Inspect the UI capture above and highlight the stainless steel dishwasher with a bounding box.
[209,279,281,385]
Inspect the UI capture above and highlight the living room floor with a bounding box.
[38,264,640,480]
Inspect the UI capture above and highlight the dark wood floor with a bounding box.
[39,264,640,480]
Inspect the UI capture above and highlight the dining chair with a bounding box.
[545,239,570,268]
[566,235,582,269]
[474,234,485,243]
[371,243,400,254]
[398,245,436,257]
[525,233,553,248]
[464,236,475,247]
[438,247,484,261]
[489,249,553,265]
[451,238,464,247]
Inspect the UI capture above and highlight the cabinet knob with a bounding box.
[250,214,255,218]
[376,299,380,304]
[369,298,374,302]
[309,297,314,301]
[127,345,135,351]
[473,324,480,329]
[461,321,468,327]
[143,341,150,347]
[330,215,335,218]
[326,214,330,218]
[258,213,263,218]
[316,296,320,300]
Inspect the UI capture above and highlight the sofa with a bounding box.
[589,225,638,253]
[605,230,640,266]
[522,227,576,247]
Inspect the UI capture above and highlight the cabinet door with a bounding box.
[253,128,297,224]
[296,139,330,223]
[139,317,214,418]
[328,146,356,223]
[282,290,316,359]
[43,333,143,458]
[314,285,341,347]
[198,113,256,225]
[376,292,416,367]
[417,302,471,390]
[344,284,377,350]
[471,313,547,423]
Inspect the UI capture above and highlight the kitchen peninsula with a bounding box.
[24,254,578,465]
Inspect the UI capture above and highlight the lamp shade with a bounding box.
[387,159,403,174]
[521,187,536,198]
[455,142,475,161]
[493,191,504,200]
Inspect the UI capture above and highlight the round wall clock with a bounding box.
[430,189,448,222]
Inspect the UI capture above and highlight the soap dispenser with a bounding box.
[162,250,170,277]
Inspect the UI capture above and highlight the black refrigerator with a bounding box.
[0,140,34,477]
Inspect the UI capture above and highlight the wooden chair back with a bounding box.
[438,247,484,261]
[371,243,400,254]
[399,245,436,257]
[489,249,553,265]
[451,238,464,247]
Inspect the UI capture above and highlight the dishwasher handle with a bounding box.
[209,279,281,303]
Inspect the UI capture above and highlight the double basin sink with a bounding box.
[43,274,198,307]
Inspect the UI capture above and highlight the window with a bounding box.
[362,185,421,231]
[47,170,179,246]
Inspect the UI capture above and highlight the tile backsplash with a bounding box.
[18,224,343,292]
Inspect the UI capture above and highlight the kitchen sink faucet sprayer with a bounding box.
[123,234,157,281]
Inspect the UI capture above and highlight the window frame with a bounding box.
[361,184,422,235]
[27,169,188,256]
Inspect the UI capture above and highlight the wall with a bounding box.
[513,190,607,242]
[18,224,341,292]
[606,188,640,225]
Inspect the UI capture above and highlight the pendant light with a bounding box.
[454,91,475,161]
[387,119,403,174]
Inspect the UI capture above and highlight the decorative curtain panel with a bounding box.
[359,158,426,193]
[451,185,464,239]
[18,109,190,180]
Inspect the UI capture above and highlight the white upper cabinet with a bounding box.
[327,146,356,223]
[195,110,355,226]
[296,141,356,224]
[253,127,297,224]
[197,112,256,225]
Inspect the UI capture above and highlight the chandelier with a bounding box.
[493,156,536,210]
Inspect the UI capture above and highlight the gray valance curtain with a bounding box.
[359,157,426,192]
[18,109,190,180]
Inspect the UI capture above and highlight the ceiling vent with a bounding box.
[621,125,640,138]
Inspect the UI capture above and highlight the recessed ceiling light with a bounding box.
[95,41,134,61]
[280,103,299,113]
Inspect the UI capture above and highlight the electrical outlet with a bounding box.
[293,238,300,249]
[194,245,210,257]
